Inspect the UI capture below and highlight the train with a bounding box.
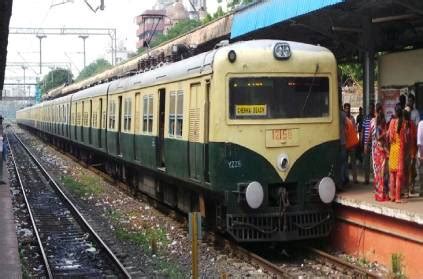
[16,39,339,242]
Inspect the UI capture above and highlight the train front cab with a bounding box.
[209,41,340,242]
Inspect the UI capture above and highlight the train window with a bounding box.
[102,111,106,129]
[169,91,184,137]
[142,95,153,133]
[92,112,97,128]
[229,77,329,119]
[109,100,116,129]
[169,92,176,136]
[176,91,183,136]
[83,112,88,126]
[123,97,132,131]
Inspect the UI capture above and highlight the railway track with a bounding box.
[7,130,132,278]
[16,127,383,279]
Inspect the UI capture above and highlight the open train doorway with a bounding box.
[157,88,166,168]
[117,96,122,155]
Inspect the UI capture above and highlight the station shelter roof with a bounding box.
[230,0,423,61]
[231,0,344,39]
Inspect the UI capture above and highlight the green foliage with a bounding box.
[38,68,73,95]
[227,0,255,10]
[391,253,406,279]
[61,175,102,197]
[338,63,363,84]
[138,19,202,53]
[76,58,112,82]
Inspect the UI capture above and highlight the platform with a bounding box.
[331,181,423,278]
[336,183,423,225]
[0,160,22,278]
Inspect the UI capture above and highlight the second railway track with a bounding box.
[7,130,132,278]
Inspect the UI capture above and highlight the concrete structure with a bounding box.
[333,184,423,279]
[379,49,423,88]
[0,0,13,98]
[0,158,22,278]
[136,10,169,49]
[136,0,190,49]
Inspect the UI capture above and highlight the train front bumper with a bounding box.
[226,208,333,242]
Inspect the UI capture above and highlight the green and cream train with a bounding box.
[17,40,340,242]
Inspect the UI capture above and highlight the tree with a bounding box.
[38,68,73,96]
[227,0,254,11]
[76,58,112,81]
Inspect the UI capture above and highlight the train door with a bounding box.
[89,100,92,144]
[134,93,140,160]
[99,98,103,148]
[188,83,202,180]
[204,81,210,182]
[81,101,85,141]
[157,88,166,168]
[74,103,77,140]
[117,96,122,155]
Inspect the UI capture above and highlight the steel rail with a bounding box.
[308,247,381,278]
[6,132,54,279]
[9,130,132,279]
[204,233,292,278]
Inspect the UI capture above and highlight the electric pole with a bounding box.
[79,35,89,68]
[36,34,47,75]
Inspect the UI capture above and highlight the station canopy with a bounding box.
[230,0,423,61]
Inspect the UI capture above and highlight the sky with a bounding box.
[6,0,221,87]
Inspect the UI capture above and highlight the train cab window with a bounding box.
[229,77,329,119]
[169,91,184,137]
[142,95,153,133]
[123,97,132,131]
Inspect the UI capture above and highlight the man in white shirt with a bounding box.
[408,95,420,126]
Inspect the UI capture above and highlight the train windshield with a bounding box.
[229,77,329,119]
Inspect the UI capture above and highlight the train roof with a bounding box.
[108,49,217,95]
[19,40,334,111]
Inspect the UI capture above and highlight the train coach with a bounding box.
[17,40,340,242]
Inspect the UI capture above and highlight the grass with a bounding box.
[391,253,406,279]
[61,175,102,196]
[109,210,184,278]
[19,249,30,279]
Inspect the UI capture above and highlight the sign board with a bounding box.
[381,88,400,122]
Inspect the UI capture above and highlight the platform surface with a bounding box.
[335,182,423,225]
[0,160,22,278]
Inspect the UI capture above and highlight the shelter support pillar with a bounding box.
[362,17,375,114]
[363,49,375,113]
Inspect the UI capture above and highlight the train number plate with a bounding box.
[265,128,299,147]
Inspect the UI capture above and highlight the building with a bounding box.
[135,0,190,50]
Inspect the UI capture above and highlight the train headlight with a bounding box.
[277,153,289,172]
[227,50,237,63]
[317,177,336,204]
[245,181,264,209]
[273,42,291,60]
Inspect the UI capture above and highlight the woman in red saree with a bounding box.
[368,103,388,201]
[388,105,408,202]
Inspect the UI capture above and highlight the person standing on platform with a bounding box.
[356,107,364,164]
[417,119,423,197]
[403,108,417,197]
[340,108,348,188]
[407,95,420,126]
[388,105,408,202]
[344,103,358,184]
[362,103,375,184]
[367,103,388,201]
[0,115,4,184]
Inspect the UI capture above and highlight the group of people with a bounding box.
[341,95,422,203]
